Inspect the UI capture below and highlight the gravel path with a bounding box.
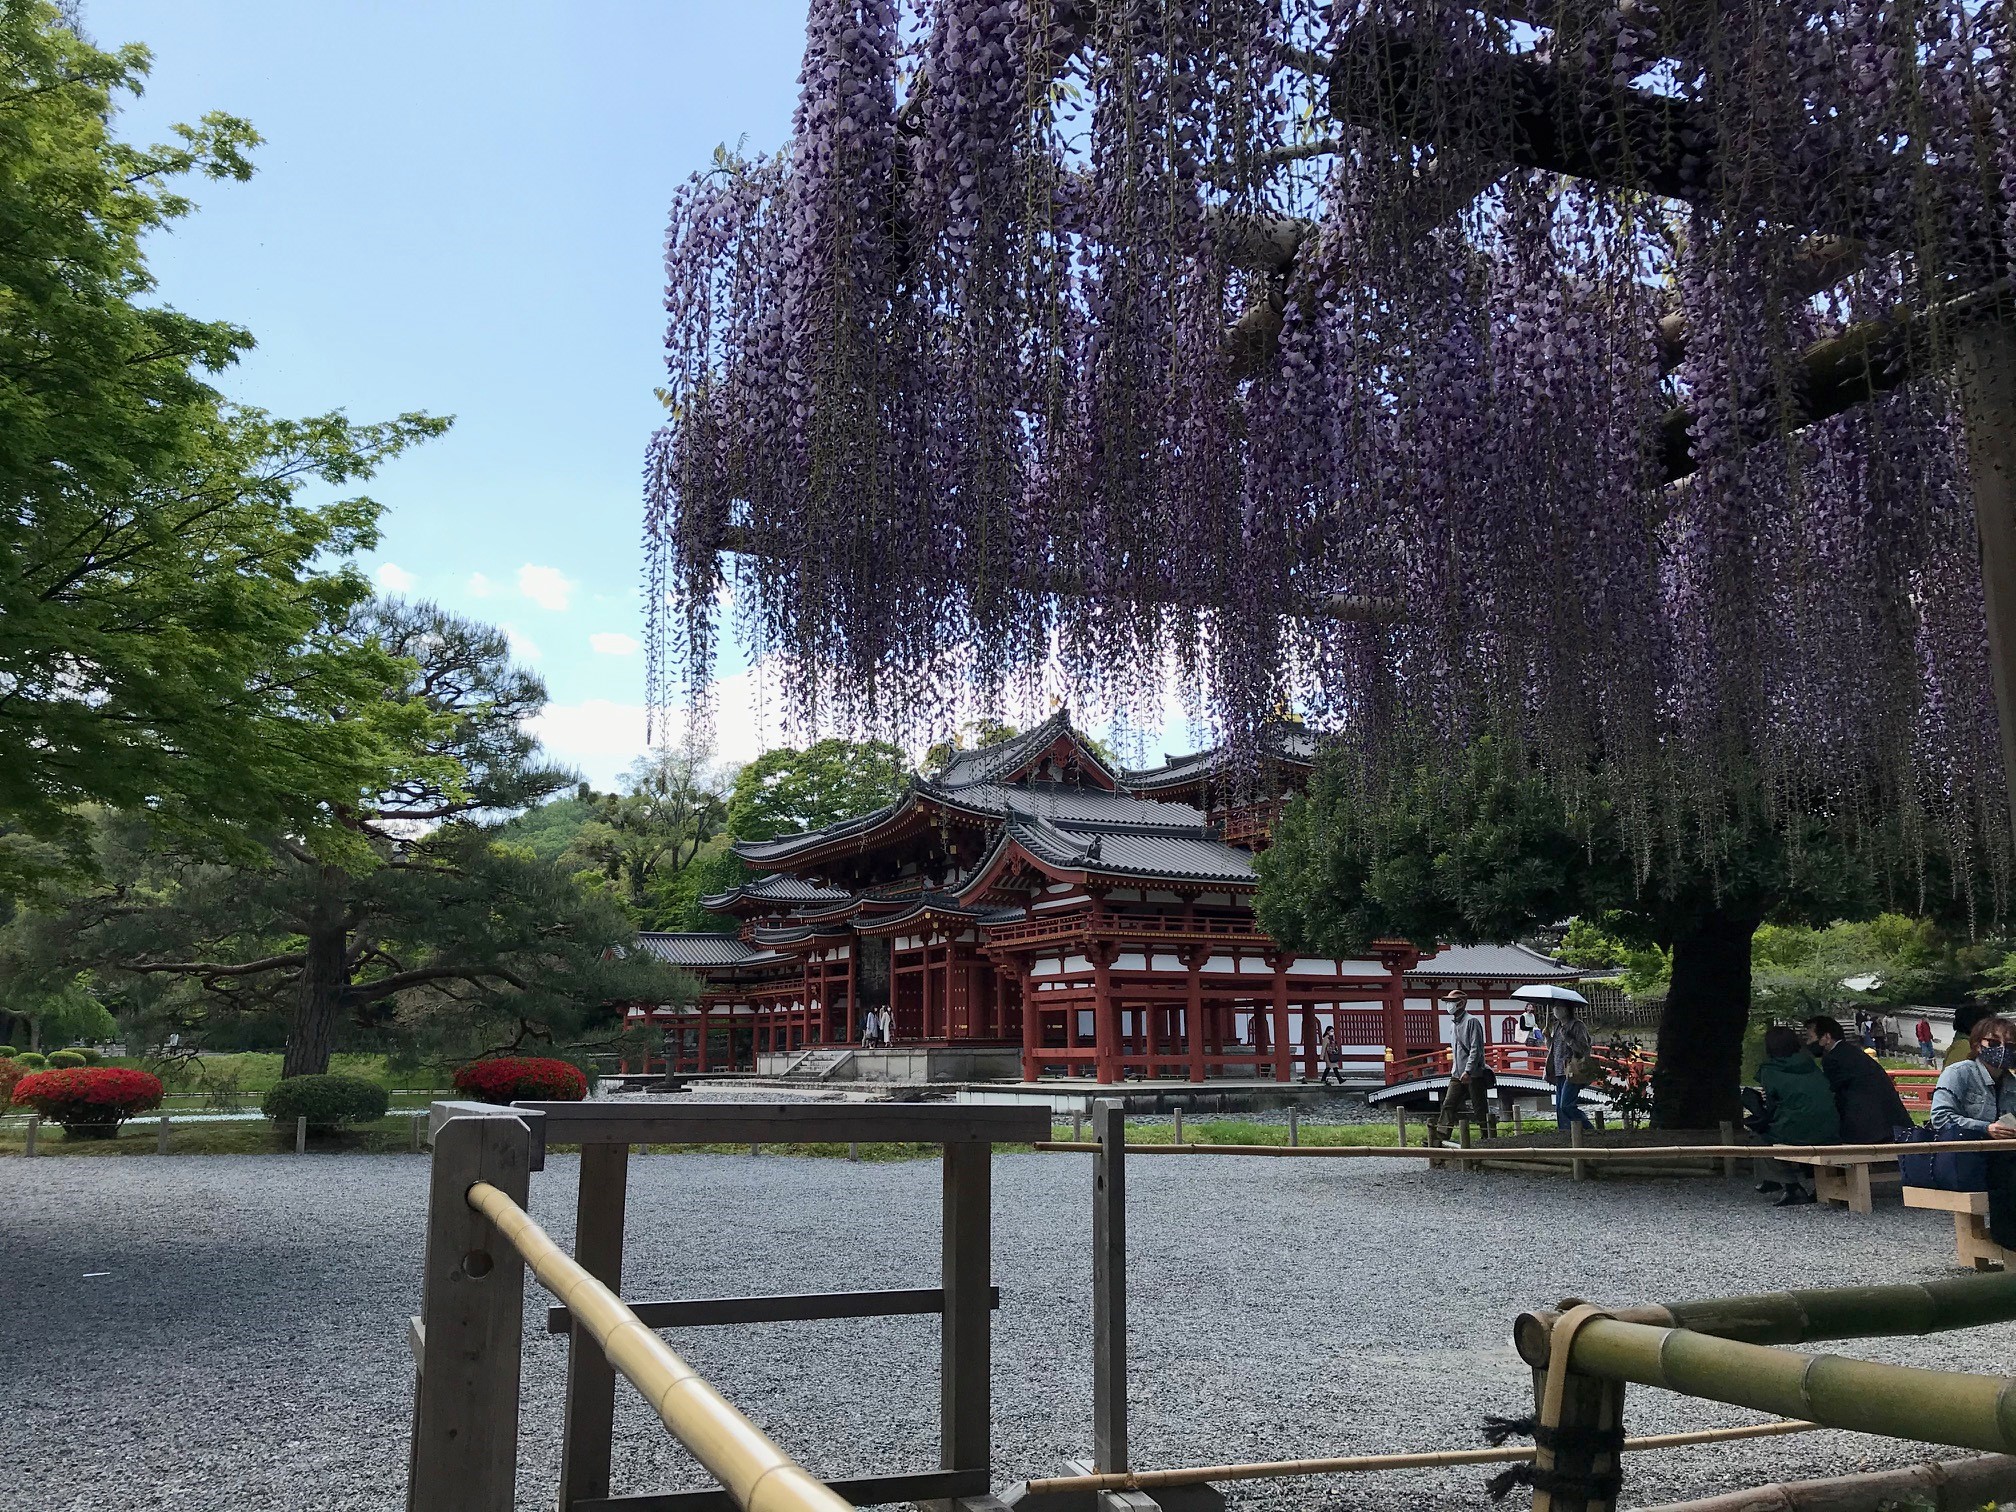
[2,1147,2007,1512]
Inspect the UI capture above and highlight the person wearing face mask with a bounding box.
[1804,1015,1913,1144]
[1931,1016,2016,1140]
[1426,990,1489,1146]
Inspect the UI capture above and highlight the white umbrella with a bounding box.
[1511,983,1589,1007]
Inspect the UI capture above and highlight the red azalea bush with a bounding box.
[0,1058,24,1107]
[12,1066,164,1138]
[452,1056,588,1105]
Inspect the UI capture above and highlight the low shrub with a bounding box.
[0,1059,23,1106]
[46,1049,87,1069]
[13,1051,48,1070]
[261,1074,389,1131]
[452,1056,588,1105]
[70,1047,102,1065]
[12,1067,164,1138]
[0,1045,16,1059]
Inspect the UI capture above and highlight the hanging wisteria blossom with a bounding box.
[647,0,2016,900]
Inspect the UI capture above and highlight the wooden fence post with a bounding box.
[1173,1108,1184,1145]
[942,1140,993,1482]
[296,1115,308,1155]
[1532,1311,1627,1512]
[1287,1107,1300,1147]
[1718,1121,1736,1180]
[558,1142,629,1509]
[408,1107,537,1512]
[156,1115,170,1155]
[25,1114,39,1157]
[1571,1121,1588,1183]
[411,1112,426,1153]
[1092,1100,1128,1475]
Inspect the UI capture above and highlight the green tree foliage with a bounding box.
[490,788,597,862]
[565,750,732,911]
[644,839,751,932]
[0,6,447,887]
[727,739,909,842]
[25,603,688,1075]
[1256,738,1894,1128]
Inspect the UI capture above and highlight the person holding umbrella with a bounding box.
[1518,983,1595,1132]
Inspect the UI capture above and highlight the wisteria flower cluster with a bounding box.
[647,0,2015,903]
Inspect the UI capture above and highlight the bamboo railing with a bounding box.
[1022,1420,1819,1493]
[1556,1317,2016,1453]
[466,1181,853,1512]
[1516,1271,2016,1362]
[1034,1136,2016,1161]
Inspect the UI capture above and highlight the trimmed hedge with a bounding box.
[46,1049,87,1069]
[0,1045,16,1059]
[261,1074,389,1131]
[452,1056,589,1105]
[11,1067,164,1137]
[13,1051,48,1069]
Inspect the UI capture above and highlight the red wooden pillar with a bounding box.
[845,948,858,1043]
[1270,962,1290,1082]
[1019,968,1038,1081]
[1186,950,1206,1083]
[1093,947,1119,1084]
[697,1007,710,1072]
[921,941,936,1040]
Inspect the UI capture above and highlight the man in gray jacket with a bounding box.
[1428,990,1491,1146]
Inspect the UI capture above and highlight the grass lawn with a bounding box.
[88,1051,456,1113]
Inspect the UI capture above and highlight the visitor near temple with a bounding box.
[1932,1018,2016,1139]
[1804,1015,1913,1144]
[1754,1025,1841,1208]
[1545,1003,1594,1132]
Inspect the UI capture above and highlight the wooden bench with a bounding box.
[1903,1186,2009,1270]
[1776,1152,1900,1214]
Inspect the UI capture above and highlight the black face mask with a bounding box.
[1807,1042,1824,1057]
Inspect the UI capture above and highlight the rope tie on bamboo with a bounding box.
[1490,1304,1624,1508]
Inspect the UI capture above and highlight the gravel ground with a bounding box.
[2,1146,2006,1512]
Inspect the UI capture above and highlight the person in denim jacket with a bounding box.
[1931,1016,2016,1139]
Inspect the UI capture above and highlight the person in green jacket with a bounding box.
[1756,1024,1841,1208]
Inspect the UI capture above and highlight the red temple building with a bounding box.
[628,714,1578,1084]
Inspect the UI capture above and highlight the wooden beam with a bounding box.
[559,1142,630,1510]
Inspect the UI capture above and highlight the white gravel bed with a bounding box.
[0,1148,2004,1512]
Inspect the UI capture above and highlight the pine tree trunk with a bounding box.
[283,903,349,1079]
[1650,905,1760,1129]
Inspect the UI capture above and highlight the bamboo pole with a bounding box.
[1023,1420,1818,1493]
[1563,1319,2016,1453]
[1031,1138,2016,1161]
[1632,1453,2016,1512]
[466,1181,853,1512]
[1516,1272,2016,1365]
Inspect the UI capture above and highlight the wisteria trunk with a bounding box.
[283,906,348,1080]
[1651,906,1761,1130]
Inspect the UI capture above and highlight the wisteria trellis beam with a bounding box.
[647,0,2016,897]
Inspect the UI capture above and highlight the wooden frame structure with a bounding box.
[407,1098,1047,1512]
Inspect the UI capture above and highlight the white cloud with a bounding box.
[375,562,417,593]
[467,572,496,598]
[589,632,640,657]
[517,563,577,612]
[503,624,542,662]
[530,666,781,789]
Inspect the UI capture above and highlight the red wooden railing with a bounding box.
[982,912,1272,948]
[1890,1068,1938,1112]
[1382,1042,1652,1086]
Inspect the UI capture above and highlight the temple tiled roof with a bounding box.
[931,709,1117,790]
[1120,724,1323,792]
[635,933,765,967]
[1406,942,1581,982]
[931,781,1205,829]
[699,874,856,910]
[1006,816,1259,886]
[731,797,908,864]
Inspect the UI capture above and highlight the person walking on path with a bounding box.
[1428,990,1489,1145]
[1545,1001,1594,1131]
[1805,1015,1913,1143]
[1916,1016,1937,1066]
[1756,1023,1841,1207]
[1318,1025,1345,1086]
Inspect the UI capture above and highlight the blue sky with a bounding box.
[90,1,1186,787]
